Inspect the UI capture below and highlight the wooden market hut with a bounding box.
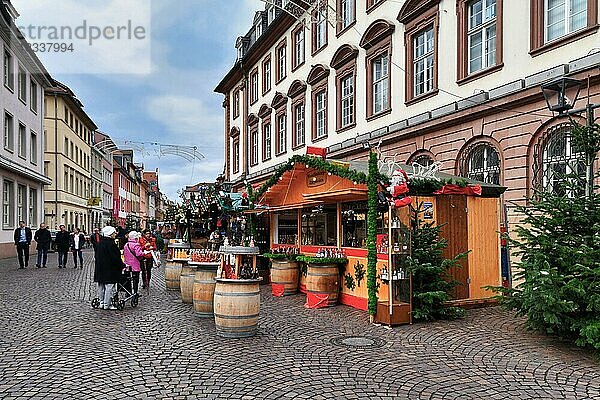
[252,155,506,311]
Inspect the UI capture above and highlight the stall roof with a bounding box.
[218,192,249,212]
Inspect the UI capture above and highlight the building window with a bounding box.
[263,122,272,160]
[18,66,27,103]
[372,54,389,115]
[250,130,259,166]
[250,69,259,104]
[292,26,305,69]
[277,113,287,155]
[411,154,435,167]
[18,123,26,159]
[339,0,356,32]
[464,143,501,185]
[233,90,240,119]
[313,6,328,53]
[457,0,503,81]
[541,128,585,196]
[30,131,37,165]
[17,184,26,223]
[263,58,271,94]
[233,139,240,174]
[413,27,435,97]
[3,50,13,90]
[2,179,14,228]
[545,0,588,42]
[340,75,354,128]
[467,0,497,74]
[30,80,38,114]
[314,90,327,140]
[268,5,276,24]
[29,188,37,226]
[293,102,305,148]
[276,41,287,82]
[4,112,13,151]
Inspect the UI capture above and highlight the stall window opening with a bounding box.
[342,201,367,248]
[276,212,298,245]
[301,205,337,246]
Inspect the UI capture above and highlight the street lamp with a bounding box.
[541,77,582,114]
[541,76,600,199]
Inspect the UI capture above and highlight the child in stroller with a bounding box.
[91,266,140,310]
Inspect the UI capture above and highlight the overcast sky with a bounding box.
[13,0,262,202]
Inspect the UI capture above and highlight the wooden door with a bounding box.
[436,195,470,299]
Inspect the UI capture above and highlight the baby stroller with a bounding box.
[91,267,140,310]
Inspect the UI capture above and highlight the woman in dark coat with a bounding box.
[94,226,124,310]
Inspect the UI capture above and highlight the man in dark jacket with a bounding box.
[13,220,32,269]
[34,223,52,268]
[94,226,124,310]
[70,228,86,268]
[55,225,70,268]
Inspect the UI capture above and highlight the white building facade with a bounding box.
[0,1,52,258]
[215,0,600,222]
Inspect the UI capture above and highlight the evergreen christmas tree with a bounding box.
[491,121,600,350]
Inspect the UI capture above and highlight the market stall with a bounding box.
[214,245,262,337]
[250,152,505,324]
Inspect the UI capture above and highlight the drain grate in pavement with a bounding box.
[330,335,386,349]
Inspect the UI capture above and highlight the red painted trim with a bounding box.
[299,283,307,294]
[299,246,388,260]
[340,293,368,311]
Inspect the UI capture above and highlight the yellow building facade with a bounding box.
[43,81,97,232]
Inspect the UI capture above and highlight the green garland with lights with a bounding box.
[408,178,469,195]
[262,253,303,261]
[366,151,379,317]
[295,255,349,265]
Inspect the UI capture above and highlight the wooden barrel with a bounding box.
[305,264,340,306]
[193,262,219,317]
[165,260,182,291]
[270,260,299,296]
[214,278,261,338]
[180,263,197,303]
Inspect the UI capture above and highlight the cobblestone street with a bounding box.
[0,251,598,399]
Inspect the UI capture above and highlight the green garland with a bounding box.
[295,255,349,265]
[408,178,469,195]
[366,151,379,317]
[262,253,303,262]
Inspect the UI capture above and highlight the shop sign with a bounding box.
[307,170,327,187]
[423,202,434,220]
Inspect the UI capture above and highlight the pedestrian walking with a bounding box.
[33,223,51,268]
[90,228,101,252]
[139,229,157,289]
[13,220,32,269]
[94,226,124,310]
[123,231,146,295]
[55,224,70,268]
[70,228,85,268]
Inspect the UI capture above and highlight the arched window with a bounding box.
[411,154,434,167]
[464,143,500,185]
[541,128,585,197]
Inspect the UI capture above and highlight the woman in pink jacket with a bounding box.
[123,231,146,294]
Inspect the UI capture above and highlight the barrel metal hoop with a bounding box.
[214,291,260,297]
[214,313,259,319]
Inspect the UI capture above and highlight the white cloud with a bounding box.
[13,0,152,74]
[144,95,223,143]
